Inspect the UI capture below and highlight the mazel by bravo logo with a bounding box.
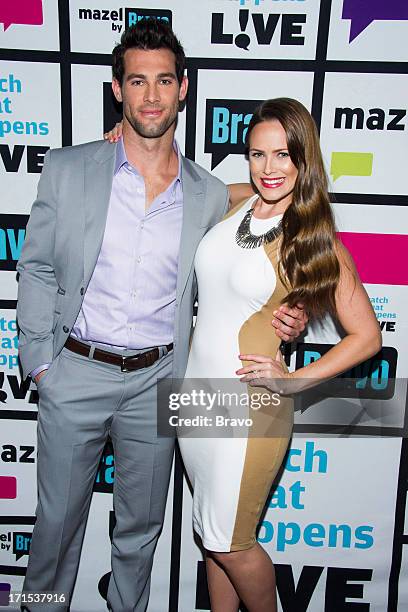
[0,517,36,569]
[205,99,261,169]
[0,0,43,32]
[342,0,408,43]
[77,7,172,34]
[211,7,306,50]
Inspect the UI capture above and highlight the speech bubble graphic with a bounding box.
[0,583,11,607]
[342,0,408,43]
[0,475,16,499]
[330,152,373,182]
[339,232,408,285]
[0,0,43,32]
[205,99,261,169]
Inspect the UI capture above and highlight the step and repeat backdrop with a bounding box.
[1,1,408,610]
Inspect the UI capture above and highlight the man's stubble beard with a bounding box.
[125,101,179,139]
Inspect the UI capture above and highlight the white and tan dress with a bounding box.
[179,195,293,552]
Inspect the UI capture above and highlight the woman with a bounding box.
[106,98,381,612]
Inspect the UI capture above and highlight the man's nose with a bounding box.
[144,83,160,103]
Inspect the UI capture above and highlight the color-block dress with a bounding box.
[178,195,294,552]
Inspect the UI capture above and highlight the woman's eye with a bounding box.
[251,152,263,158]
[278,151,289,158]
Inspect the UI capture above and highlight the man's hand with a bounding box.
[272,304,308,342]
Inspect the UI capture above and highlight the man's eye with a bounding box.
[160,79,172,85]
[131,80,143,86]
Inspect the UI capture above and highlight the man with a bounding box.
[17,19,305,612]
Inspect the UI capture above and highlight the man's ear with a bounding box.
[179,75,188,103]
[112,78,123,103]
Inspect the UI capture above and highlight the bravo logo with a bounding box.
[211,7,306,50]
[0,0,43,32]
[295,343,398,400]
[342,0,408,43]
[205,99,261,169]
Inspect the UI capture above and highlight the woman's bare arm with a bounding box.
[227,183,255,210]
[238,241,381,387]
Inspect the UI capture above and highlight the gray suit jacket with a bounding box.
[17,139,229,380]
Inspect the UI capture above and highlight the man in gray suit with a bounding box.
[17,19,305,612]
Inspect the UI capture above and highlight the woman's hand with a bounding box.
[103,121,123,143]
[237,353,292,392]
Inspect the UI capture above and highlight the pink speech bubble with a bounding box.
[342,0,408,43]
[0,0,43,32]
[338,232,408,285]
[0,475,17,499]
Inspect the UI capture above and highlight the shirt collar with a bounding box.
[114,137,182,185]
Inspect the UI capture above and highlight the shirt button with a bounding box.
[63,325,69,333]
[137,187,143,195]
[137,256,142,264]
[140,221,144,229]
[80,287,84,295]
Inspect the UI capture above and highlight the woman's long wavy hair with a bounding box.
[245,98,340,319]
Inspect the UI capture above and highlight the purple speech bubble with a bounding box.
[342,0,408,42]
[0,0,43,32]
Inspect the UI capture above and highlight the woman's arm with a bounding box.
[238,241,382,387]
[227,183,255,209]
[293,241,381,379]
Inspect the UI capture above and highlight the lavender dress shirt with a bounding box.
[31,138,183,377]
[73,138,183,348]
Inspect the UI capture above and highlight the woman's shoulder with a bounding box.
[223,195,256,221]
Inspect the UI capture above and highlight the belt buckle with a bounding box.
[121,356,129,372]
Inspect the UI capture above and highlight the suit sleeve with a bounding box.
[222,186,229,217]
[17,149,58,380]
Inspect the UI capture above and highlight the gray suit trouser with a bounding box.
[23,342,175,612]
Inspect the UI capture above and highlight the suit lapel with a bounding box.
[176,157,206,300]
[83,141,116,284]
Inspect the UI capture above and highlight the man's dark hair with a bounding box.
[112,19,185,85]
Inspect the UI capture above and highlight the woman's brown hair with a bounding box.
[245,97,340,319]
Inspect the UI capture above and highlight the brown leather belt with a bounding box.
[65,336,173,372]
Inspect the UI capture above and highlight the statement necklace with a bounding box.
[235,207,283,249]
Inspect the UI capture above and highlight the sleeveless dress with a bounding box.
[178,195,294,552]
